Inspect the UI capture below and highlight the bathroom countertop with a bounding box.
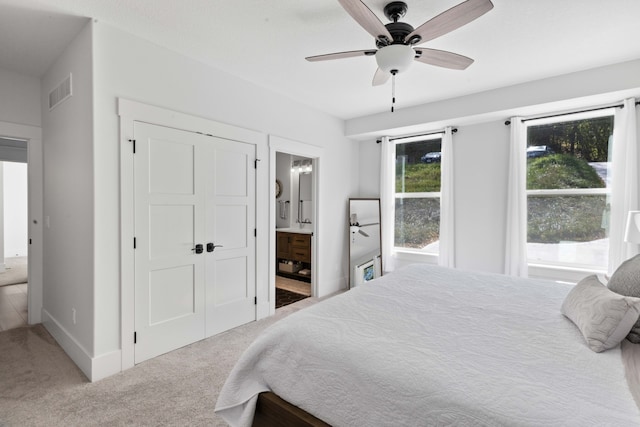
[276,227,313,235]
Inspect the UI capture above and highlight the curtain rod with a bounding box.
[376,128,457,143]
[505,101,640,126]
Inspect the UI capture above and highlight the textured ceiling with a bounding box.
[1,0,640,120]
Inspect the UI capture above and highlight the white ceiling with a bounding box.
[1,0,640,120]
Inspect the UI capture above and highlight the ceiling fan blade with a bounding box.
[414,48,473,70]
[306,49,377,62]
[337,0,393,43]
[406,0,494,45]
[358,229,370,237]
[372,68,390,86]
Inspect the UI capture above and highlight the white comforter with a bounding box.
[215,264,640,426]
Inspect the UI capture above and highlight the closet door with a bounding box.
[133,122,207,364]
[133,122,257,363]
[204,137,256,337]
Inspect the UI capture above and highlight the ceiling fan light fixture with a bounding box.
[375,44,414,74]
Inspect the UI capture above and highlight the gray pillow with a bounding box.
[608,254,640,343]
[562,275,640,352]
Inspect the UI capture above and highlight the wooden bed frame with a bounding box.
[253,392,331,427]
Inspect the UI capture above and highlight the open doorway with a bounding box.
[0,139,29,331]
[274,153,314,308]
[0,122,43,328]
[269,136,322,314]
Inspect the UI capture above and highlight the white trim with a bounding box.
[396,192,441,199]
[269,135,323,310]
[0,120,43,325]
[43,309,121,382]
[527,188,609,196]
[42,308,92,380]
[528,263,604,283]
[118,98,267,372]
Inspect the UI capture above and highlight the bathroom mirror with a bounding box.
[349,198,382,288]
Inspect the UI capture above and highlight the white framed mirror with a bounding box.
[349,198,382,288]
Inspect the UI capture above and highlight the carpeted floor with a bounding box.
[0,296,323,426]
[0,256,28,287]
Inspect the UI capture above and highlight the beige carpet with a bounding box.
[0,296,322,426]
[0,256,28,287]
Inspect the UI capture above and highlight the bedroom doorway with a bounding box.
[0,155,28,331]
[0,126,42,330]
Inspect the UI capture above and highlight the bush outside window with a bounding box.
[394,134,442,253]
[526,111,614,269]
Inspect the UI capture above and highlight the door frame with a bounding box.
[0,120,43,324]
[118,99,267,371]
[269,136,323,314]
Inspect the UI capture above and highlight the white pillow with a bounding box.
[562,275,640,352]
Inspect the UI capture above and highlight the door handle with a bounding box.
[207,243,223,252]
[192,244,204,254]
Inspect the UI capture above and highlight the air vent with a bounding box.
[48,74,72,111]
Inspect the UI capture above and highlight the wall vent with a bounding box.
[48,74,72,111]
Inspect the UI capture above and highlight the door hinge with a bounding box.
[254,159,261,169]
[129,139,136,153]
[134,331,137,344]
[133,237,137,249]
[29,238,32,244]
[254,228,257,237]
[254,297,257,305]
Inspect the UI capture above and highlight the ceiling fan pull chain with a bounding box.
[391,70,397,112]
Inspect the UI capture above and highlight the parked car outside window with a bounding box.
[420,152,441,163]
[526,145,554,158]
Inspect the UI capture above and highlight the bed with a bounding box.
[215,263,640,426]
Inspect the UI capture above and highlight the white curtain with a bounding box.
[504,118,528,277]
[439,127,455,267]
[380,136,396,273]
[609,98,639,273]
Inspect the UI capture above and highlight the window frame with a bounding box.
[524,108,614,271]
[392,132,443,256]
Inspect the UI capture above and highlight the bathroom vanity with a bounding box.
[276,229,312,282]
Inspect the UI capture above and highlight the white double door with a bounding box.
[134,122,256,364]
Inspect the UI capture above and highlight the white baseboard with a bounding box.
[42,309,122,382]
[92,349,122,381]
[0,263,5,273]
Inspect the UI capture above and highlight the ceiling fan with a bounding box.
[306,0,494,109]
[350,213,379,238]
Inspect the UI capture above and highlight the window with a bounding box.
[394,134,442,253]
[526,110,614,269]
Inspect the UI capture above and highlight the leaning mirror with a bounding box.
[349,198,382,288]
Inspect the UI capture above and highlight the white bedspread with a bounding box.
[215,264,640,426]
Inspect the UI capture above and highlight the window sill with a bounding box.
[527,262,606,283]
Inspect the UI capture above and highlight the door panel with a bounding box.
[205,138,256,337]
[134,122,206,364]
[214,256,247,304]
[214,205,247,249]
[149,265,195,325]
[148,139,194,195]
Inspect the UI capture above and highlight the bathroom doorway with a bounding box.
[269,135,322,314]
[274,153,313,308]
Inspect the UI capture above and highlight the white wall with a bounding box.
[92,22,358,362]
[351,60,640,277]
[0,67,41,127]
[3,161,28,257]
[40,22,95,358]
